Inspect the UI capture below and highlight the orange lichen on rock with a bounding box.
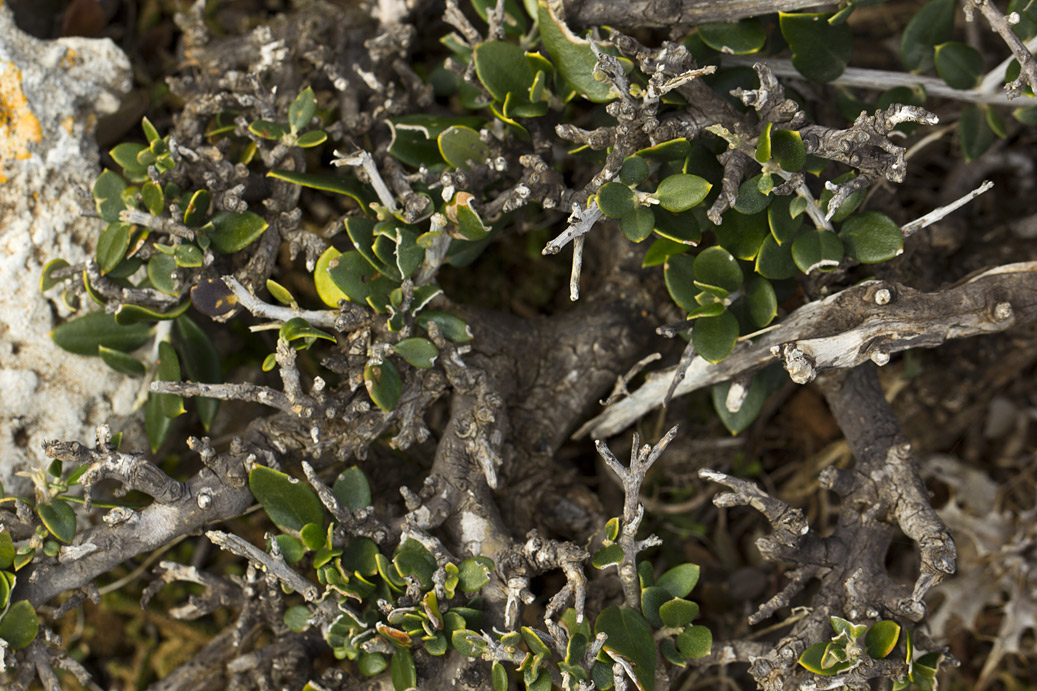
[0,59,42,172]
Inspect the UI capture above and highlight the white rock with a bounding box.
[0,4,136,490]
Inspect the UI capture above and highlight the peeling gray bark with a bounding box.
[561,0,836,29]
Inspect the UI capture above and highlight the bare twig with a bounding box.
[901,180,994,237]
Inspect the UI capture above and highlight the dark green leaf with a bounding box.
[635,138,691,161]
[643,237,689,267]
[114,300,189,326]
[652,209,700,246]
[901,0,954,71]
[698,18,767,55]
[393,338,439,369]
[288,87,318,133]
[267,169,373,210]
[96,222,131,275]
[93,170,128,222]
[771,129,806,172]
[715,210,769,261]
[438,125,490,170]
[492,661,509,691]
[390,648,417,691]
[387,114,485,168]
[744,274,777,327]
[820,172,866,222]
[333,466,372,511]
[865,620,901,659]
[655,174,711,213]
[712,365,784,434]
[664,253,697,312]
[249,465,325,533]
[37,499,76,543]
[620,207,655,243]
[98,345,146,377]
[755,235,797,280]
[473,41,535,103]
[959,104,996,161]
[295,129,327,148]
[156,341,185,418]
[148,253,178,296]
[40,258,70,292]
[284,605,311,633]
[538,1,617,102]
[416,310,473,342]
[839,211,903,264]
[326,249,389,309]
[452,629,488,657]
[693,246,743,295]
[183,189,211,227]
[592,543,624,569]
[660,598,700,628]
[174,244,203,268]
[676,625,712,660]
[733,175,771,215]
[594,606,656,691]
[299,522,326,551]
[208,211,268,254]
[145,392,172,453]
[472,0,529,35]
[51,311,151,356]
[314,247,351,308]
[694,310,739,363]
[620,155,650,186]
[109,142,148,182]
[780,12,853,82]
[273,534,305,564]
[458,556,494,592]
[0,600,38,649]
[934,41,983,90]
[792,229,844,273]
[597,182,635,218]
[249,120,287,140]
[657,563,700,598]
[640,586,671,628]
[279,317,336,344]
[365,358,403,412]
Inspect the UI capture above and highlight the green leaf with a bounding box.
[438,125,490,170]
[780,13,853,82]
[819,173,865,223]
[267,169,373,210]
[365,358,403,412]
[0,600,38,649]
[597,182,635,218]
[901,0,955,71]
[249,120,287,140]
[183,189,211,227]
[620,155,650,186]
[492,661,509,691]
[712,365,784,434]
[299,522,326,551]
[170,314,221,424]
[98,345,146,377]
[333,466,372,511]
[733,175,771,215]
[326,249,391,309]
[640,586,671,628]
[798,641,853,674]
[174,244,203,268]
[771,129,806,172]
[390,648,417,691]
[273,534,305,564]
[744,274,777,327]
[37,499,76,543]
[387,114,485,169]
[110,142,148,182]
[959,104,996,161]
[594,606,656,691]
[592,543,624,569]
[792,229,844,273]
[93,170,128,222]
[538,1,617,103]
[295,129,328,148]
[698,18,766,55]
[265,279,295,306]
[655,174,711,213]
[620,207,655,243]
[458,556,494,592]
[935,41,983,90]
[452,629,488,658]
[664,253,697,312]
[865,620,901,659]
[279,317,336,344]
[208,211,268,254]
[693,247,743,296]
[676,625,712,660]
[605,517,620,541]
[416,310,473,342]
[284,604,311,633]
[473,41,536,103]
[445,193,491,241]
[839,211,903,264]
[643,237,689,267]
[249,465,325,533]
[51,311,151,356]
[472,0,529,35]
[288,87,318,133]
[148,253,178,296]
[715,210,769,261]
[156,341,186,418]
[0,531,14,570]
[96,222,132,275]
[40,258,71,292]
[394,338,439,369]
[145,392,173,453]
[314,246,350,308]
[755,235,797,280]
[140,116,160,144]
[660,598,700,628]
[656,563,700,599]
